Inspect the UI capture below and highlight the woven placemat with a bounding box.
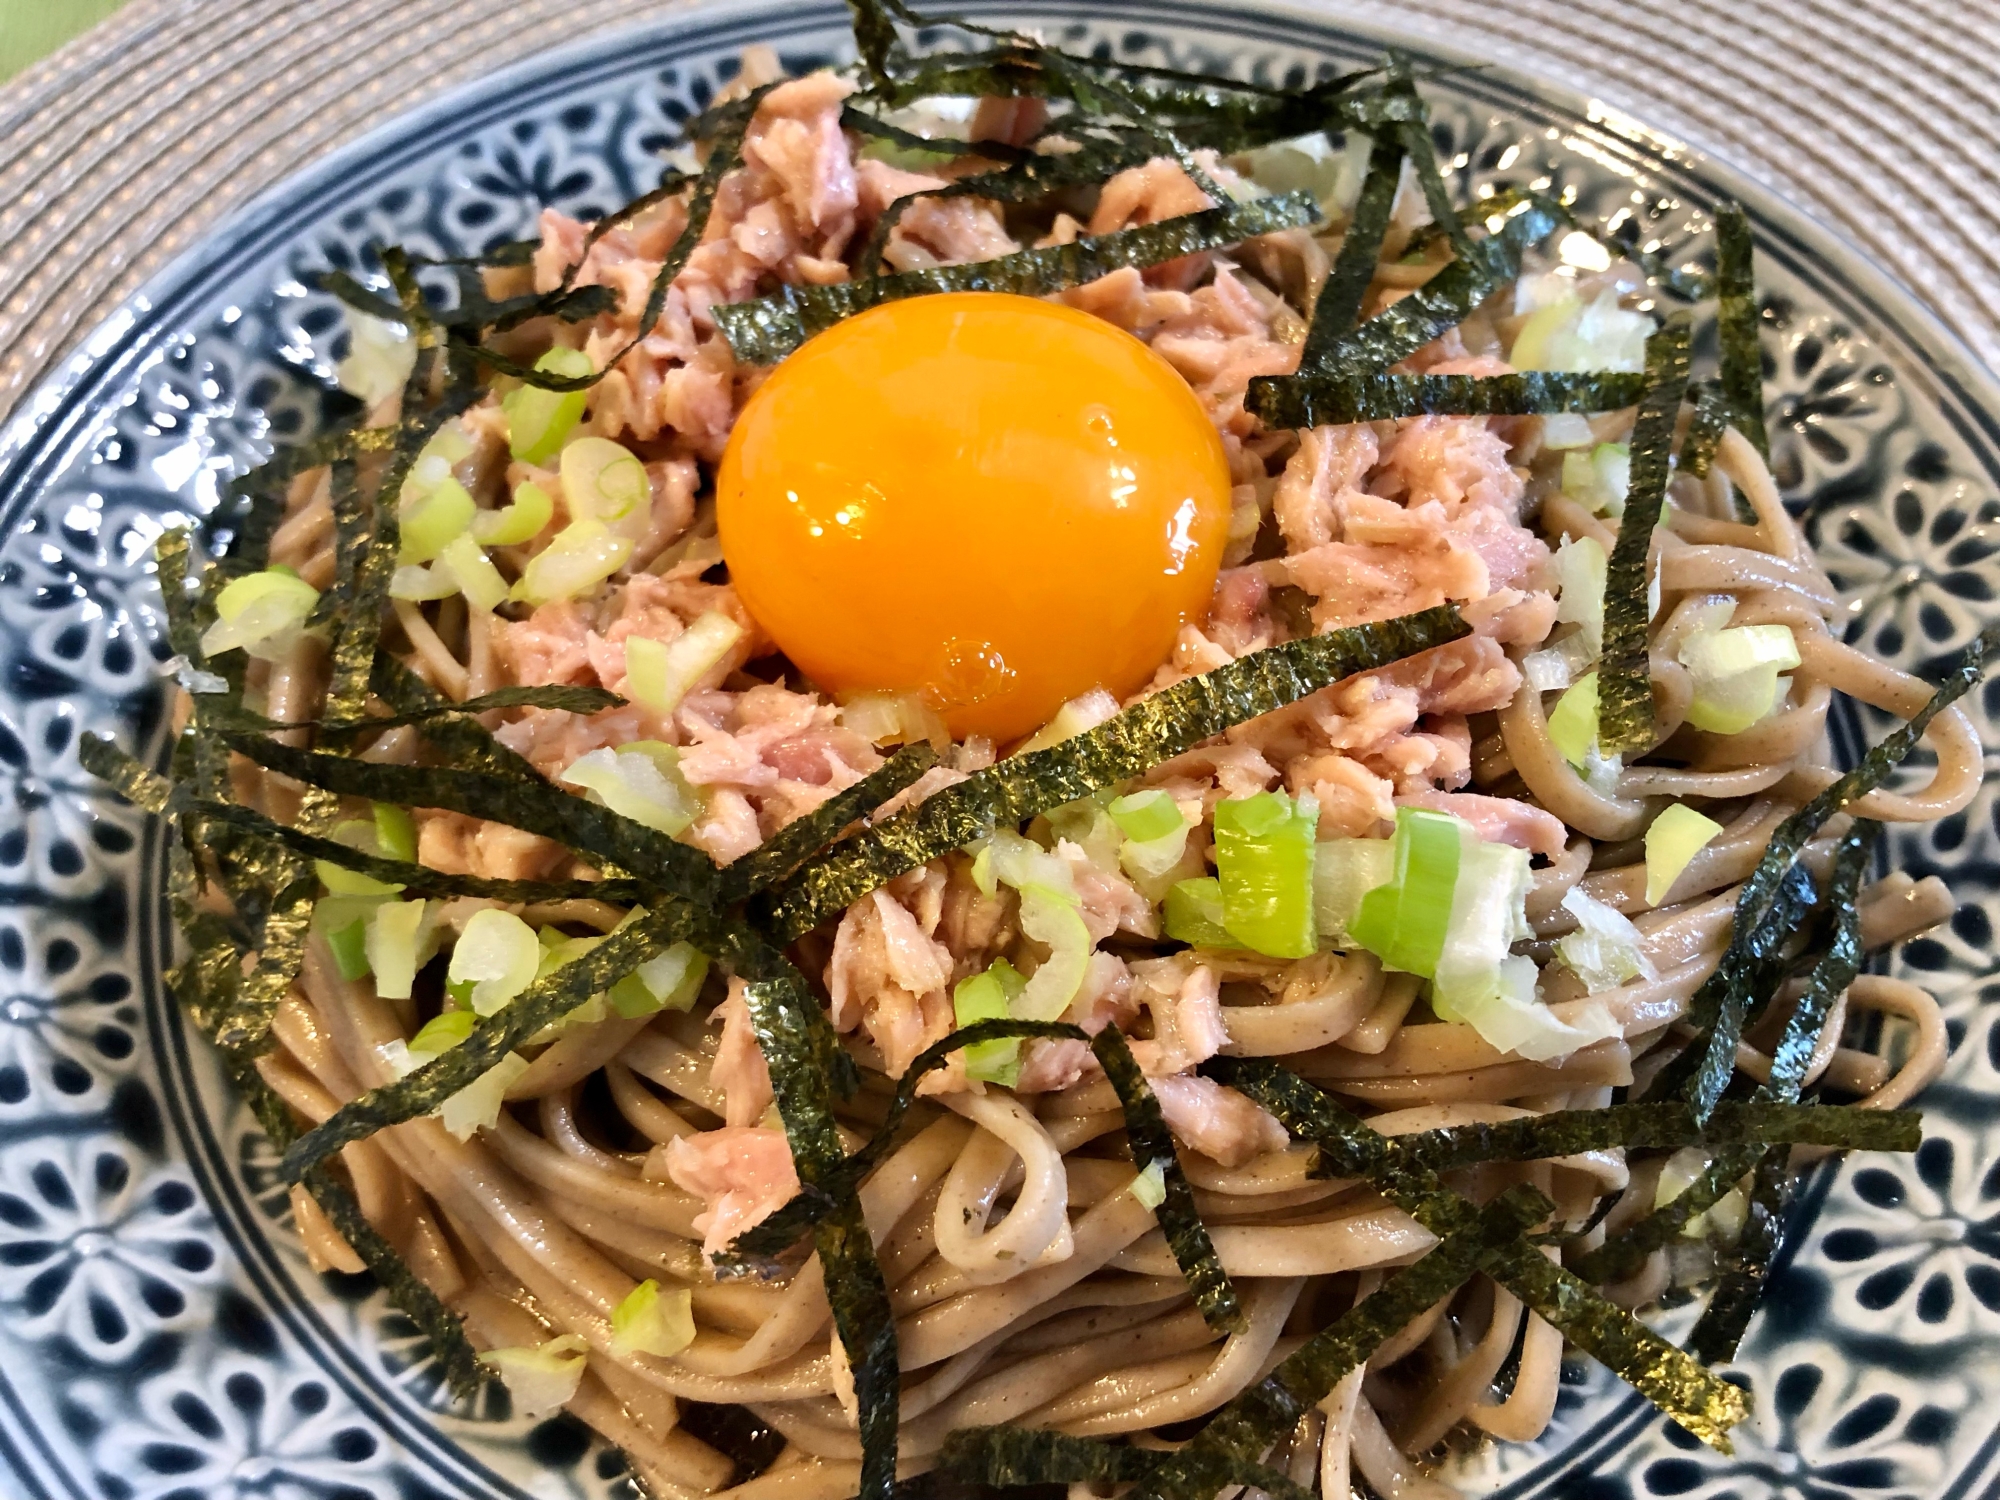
[3,0,1996,432]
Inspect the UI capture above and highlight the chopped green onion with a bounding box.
[1110,789,1186,844]
[1128,1159,1168,1209]
[558,741,703,836]
[611,1278,696,1358]
[1045,796,1122,873]
[400,422,473,507]
[440,1051,530,1140]
[399,476,477,565]
[1680,624,1800,734]
[1510,289,1652,373]
[1553,534,1607,658]
[1547,670,1601,769]
[608,941,710,1018]
[335,312,415,406]
[447,909,542,1016]
[438,533,510,612]
[1560,442,1631,516]
[1645,804,1724,905]
[1431,828,1532,1009]
[409,1007,476,1059]
[1432,949,1619,1062]
[504,348,593,464]
[389,565,457,602]
[954,961,1026,1084]
[1213,791,1319,958]
[625,612,746,715]
[316,819,405,896]
[1015,689,1121,755]
[1015,887,1091,1022]
[1541,412,1595,450]
[481,1333,588,1418]
[471,480,556,547]
[837,691,948,748]
[1556,886,1657,992]
[326,917,370,980]
[1347,807,1460,976]
[1165,877,1239,949]
[560,436,651,529]
[373,803,418,863]
[365,899,434,1001]
[510,520,634,606]
[199,568,320,661]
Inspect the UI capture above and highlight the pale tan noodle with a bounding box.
[214,207,1967,1497]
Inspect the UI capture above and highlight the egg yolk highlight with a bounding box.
[717,292,1231,742]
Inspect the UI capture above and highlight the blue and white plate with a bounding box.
[2,2,1996,1496]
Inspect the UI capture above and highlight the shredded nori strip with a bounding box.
[1125,1186,1556,1500]
[940,1428,1311,1500]
[1206,1056,1749,1449]
[368,652,545,783]
[322,682,625,732]
[736,964,899,1500]
[221,734,719,897]
[279,904,688,1180]
[1676,625,1998,1122]
[1270,201,1557,378]
[716,744,938,903]
[1250,369,1647,428]
[1301,130,1404,351]
[1686,1153,1792,1365]
[1715,202,1769,460]
[756,605,1467,941]
[718,1018,1240,1332]
[1384,1098,1919,1174]
[1594,313,1693,757]
[714,192,1319,364]
[1092,1025,1241,1332]
[1679,380,1731,480]
[1679,822,1879,1361]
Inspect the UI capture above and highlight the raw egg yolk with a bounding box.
[717,292,1231,742]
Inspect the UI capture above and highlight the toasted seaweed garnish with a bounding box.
[184,796,644,905]
[323,683,625,732]
[1678,380,1729,480]
[853,134,1158,277]
[238,1061,486,1396]
[941,1428,1311,1500]
[222,734,719,897]
[715,191,1317,364]
[1251,369,1647,428]
[1299,130,1404,356]
[756,605,1468,941]
[718,745,937,902]
[1715,202,1768,460]
[718,1017,1240,1330]
[1675,626,1998,1123]
[280,903,688,1179]
[1092,1024,1241,1332]
[1126,1186,1555,1500]
[1569,1144,1763,1286]
[1679,821,1879,1362]
[1386,1098,1919,1174]
[1206,1055,1749,1450]
[735,962,898,1500]
[1686,1153,1791,1365]
[368,652,546,783]
[1594,313,1693,757]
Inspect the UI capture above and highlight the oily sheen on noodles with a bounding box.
[199,47,1981,1500]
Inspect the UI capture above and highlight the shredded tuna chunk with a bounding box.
[711,980,774,1127]
[827,889,956,1079]
[1149,1074,1289,1167]
[1398,788,1568,860]
[1129,957,1228,1076]
[663,1126,801,1261]
[415,811,568,881]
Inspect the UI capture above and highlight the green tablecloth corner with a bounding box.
[0,0,130,81]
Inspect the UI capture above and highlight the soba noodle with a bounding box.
[200,52,1978,1500]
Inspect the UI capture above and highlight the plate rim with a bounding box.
[3,1,1997,1495]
